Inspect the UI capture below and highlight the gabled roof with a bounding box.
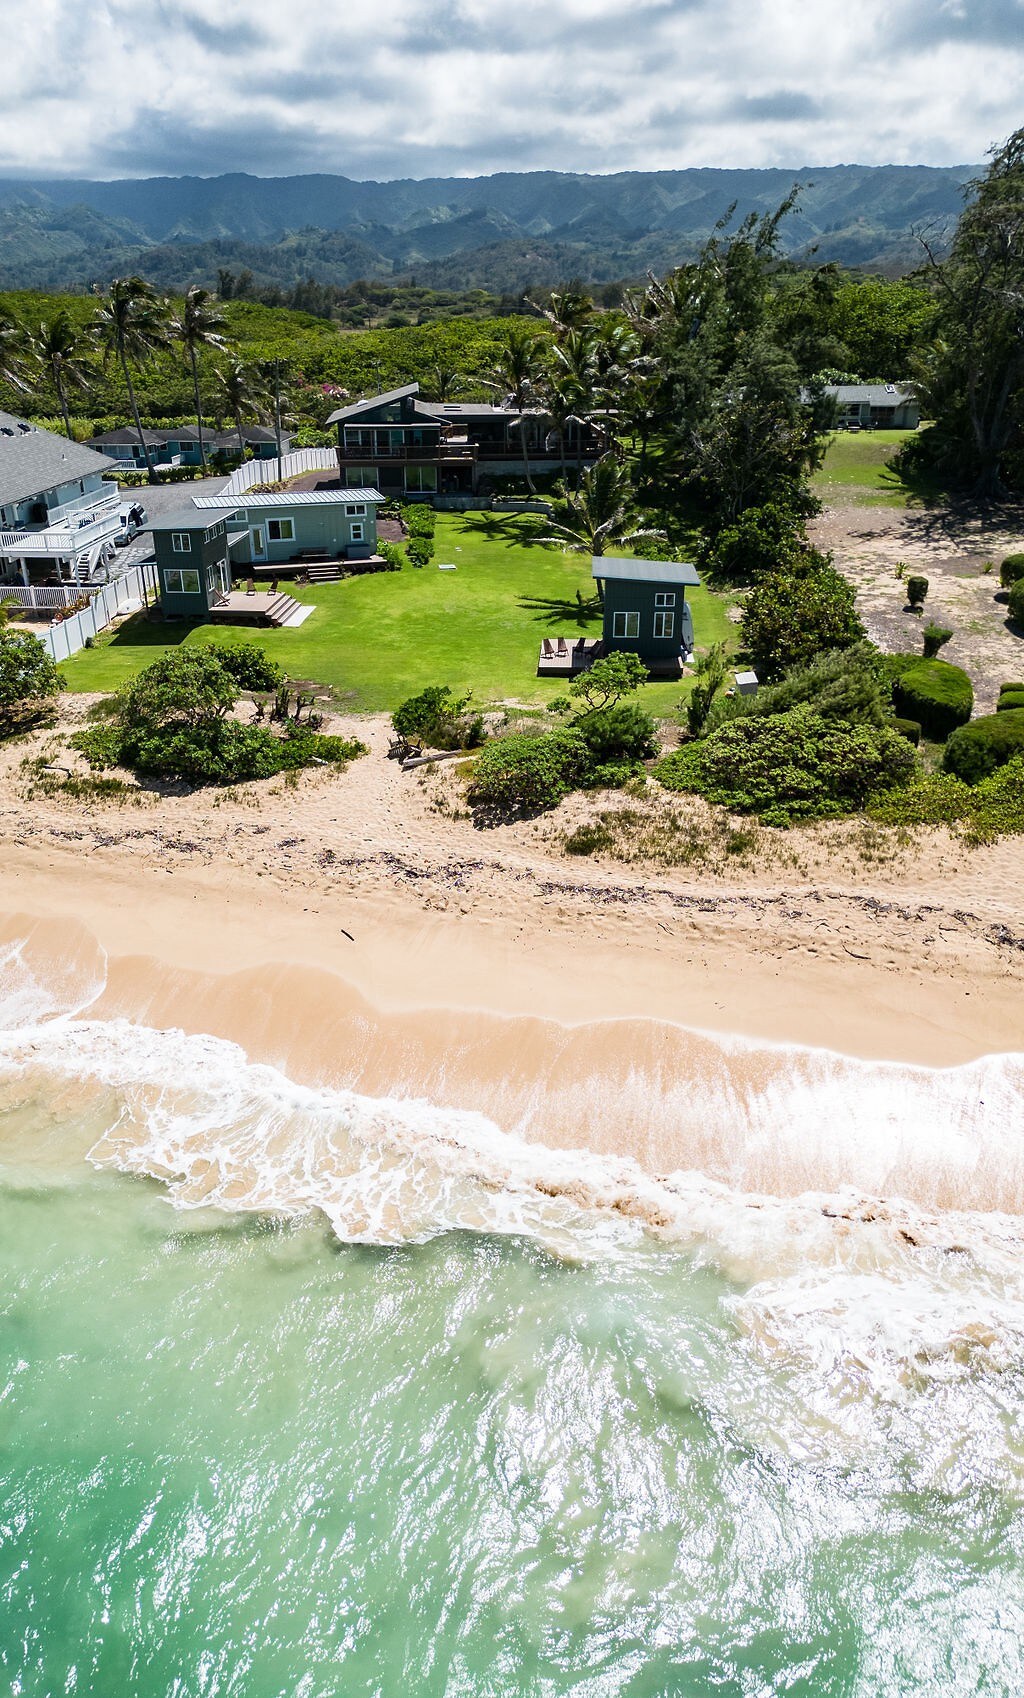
[0,412,115,506]
[86,426,172,447]
[592,555,701,587]
[826,383,916,406]
[326,383,420,426]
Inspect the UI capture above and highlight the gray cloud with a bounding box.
[0,0,1019,183]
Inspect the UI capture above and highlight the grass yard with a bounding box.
[60,512,736,716]
[812,429,927,506]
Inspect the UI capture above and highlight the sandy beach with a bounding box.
[0,699,1019,1189]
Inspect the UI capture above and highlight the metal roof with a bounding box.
[592,555,701,587]
[0,411,116,506]
[326,383,419,425]
[826,384,916,406]
[192,489,384,507]
[149,505,238,531]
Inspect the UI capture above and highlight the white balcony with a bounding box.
[0,498,121,560]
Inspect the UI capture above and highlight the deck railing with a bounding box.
[0,510,121,558]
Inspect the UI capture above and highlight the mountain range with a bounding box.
[0,164,977,295]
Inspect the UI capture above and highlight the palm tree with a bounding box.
[526,283,594,334]
[171,286,228,475]
[29,310,93,438]
[537,365,581,482]
[486,324,547,493]
[540,455,664,559]
[551,328,599,472]
[214,358,272,462]
[0,312,28,393]
[424,359,463,402]
[92,278,170,483]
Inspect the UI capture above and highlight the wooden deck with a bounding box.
[536,636,604,677]
[209,591,303,628]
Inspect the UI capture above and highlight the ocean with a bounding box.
[1,932,1023,1695]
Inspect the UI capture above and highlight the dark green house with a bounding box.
[150,505,239,617]
[592,556,700,673]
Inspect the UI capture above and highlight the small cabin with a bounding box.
[192,489,384,566]
[151,506,240,617]
[592,556,700,674]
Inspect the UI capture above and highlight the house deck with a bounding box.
[207,591,304,628]
[537,637,604,677]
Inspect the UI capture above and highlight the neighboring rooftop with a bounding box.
[592,556,701,587]
[192,489,384,508]
[0,411,115,507]
[326,383,419,425]
[148,505,239,531]
[825,383,916,404]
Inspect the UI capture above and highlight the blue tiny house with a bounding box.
[592,557,700,673]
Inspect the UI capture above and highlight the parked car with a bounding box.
[115,502,148,546]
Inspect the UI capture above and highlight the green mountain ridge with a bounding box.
[0,164,976,292]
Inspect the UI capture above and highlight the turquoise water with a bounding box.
[2,953,1024,1692]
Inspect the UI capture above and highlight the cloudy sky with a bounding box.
[2,0,1020,180]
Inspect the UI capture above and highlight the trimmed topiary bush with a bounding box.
[999,681,1024,697]
[999,553,1024,589]
[654,706,916,826]
[997,692,1024,712]
[943,709,1024,784]
[892,658,973,741]
[906,574,929,610]
[892,716,922,745]
[1008,577,1024,626]
[922,623,953,659]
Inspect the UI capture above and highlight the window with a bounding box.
[203,521,225,543]
[405,465,437,493]
[267,518,294,542]
[170,532,192,553]
[350,521,365,543]
[653,610,675,639]
[346,466,377,487]
[654,591,676,609]
[612,611,640,639]
[345,504,365,516]
[162,568,201,595]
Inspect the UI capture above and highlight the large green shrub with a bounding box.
[870,754,1024,843]
[1008,578,1024,625]
[654,706,915,825]
[710,641,889,731]
[741,556,865,683]
[392,685,485,750]
[0,627,64,731]
[699,503,804,583]
[468,729,589,813]
[576,704,658,763]
[210,642,284,693]
[999,552,1024,589]
[943,709,1024,784]
[891,658,973,741]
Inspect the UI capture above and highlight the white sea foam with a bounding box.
[1,929,1023,1443]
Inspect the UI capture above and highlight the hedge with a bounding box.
[1008,578,1024,625]
[999,681,1024,696]
[943,709,1024,784]
[892,716,922,745]
[891,658,973,741]
[999,553,1024,589]
[654,707,916,826]
[997,692,1024,712]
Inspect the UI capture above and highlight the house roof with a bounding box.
[0,412,115,506]
[86,427,172,447]
[592,555,701,587]
[326,383,420,425]
[826,383,916,406]
[192,489,384,507]
[149,505,238,531]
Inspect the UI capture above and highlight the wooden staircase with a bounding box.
[305,564,343,583]
[266,592,302,626]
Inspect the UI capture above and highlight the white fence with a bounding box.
[35,563,158,663]
[221,447,337,496]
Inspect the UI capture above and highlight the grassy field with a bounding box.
[812,429,922,506]
[60,513,736,716]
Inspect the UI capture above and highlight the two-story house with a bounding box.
[0,412,119,587]
[327,382,602,498]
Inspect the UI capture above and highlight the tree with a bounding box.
[0,627,64,730]
[0,312,27,394]
[487,324,547,493]
[542,456,663,558]
[742,555,865,682]
[215,359,271,462]
[171,286,228,474]
[92,278,170,483]
[29,310,93,439]
[915,126,1024,494]
[686,643,728,736]
[424,359,463,402]
[565,651,648,714]
[116,649,237,737]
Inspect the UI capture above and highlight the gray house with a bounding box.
[192,489,383,565]
[0,412,118,587]
[594,557,699,672]
[826,384,920,429]
[150,506,239,618]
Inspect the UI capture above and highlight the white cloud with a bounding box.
[0,0,1020,180]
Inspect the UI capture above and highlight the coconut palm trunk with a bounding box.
[120,350,159,483]
[189,344,207,474]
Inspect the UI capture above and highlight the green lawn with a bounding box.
[61,513,735,716]
[812,429,921,506]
